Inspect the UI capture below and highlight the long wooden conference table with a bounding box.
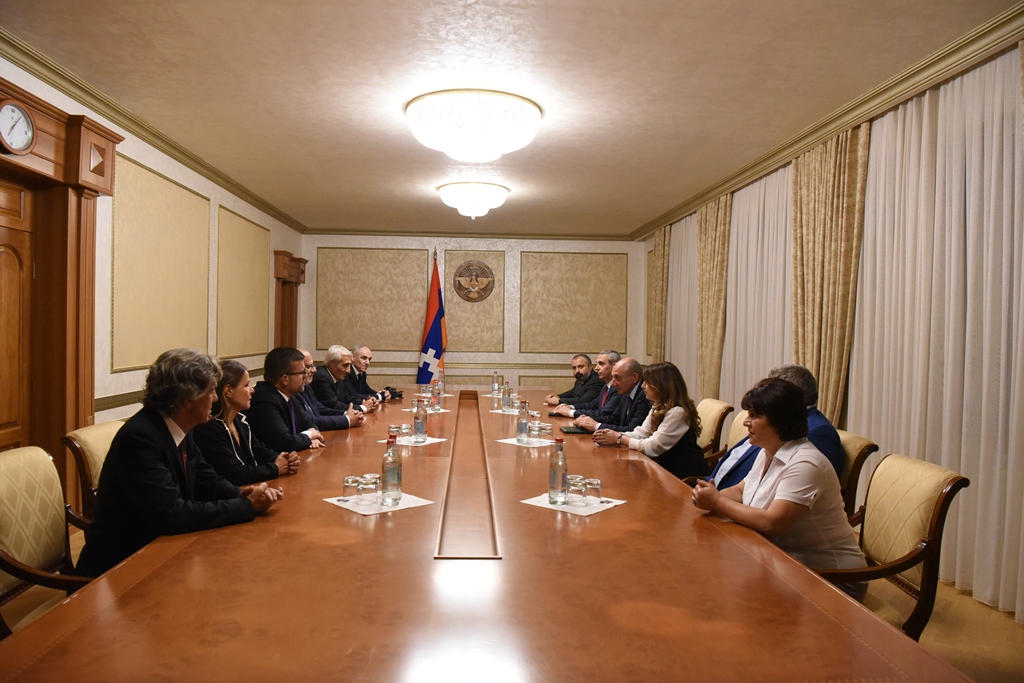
[1,387,969,682]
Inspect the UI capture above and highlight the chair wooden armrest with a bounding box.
[681,476,700,489]
[66,503,92,532]
[0,552,91,593]
[848,506,864,527]
[816,544,928,584]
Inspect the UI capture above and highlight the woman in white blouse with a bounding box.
[692,377,867,600]
[593,362,708,479]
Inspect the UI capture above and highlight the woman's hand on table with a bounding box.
[592,429,621,446]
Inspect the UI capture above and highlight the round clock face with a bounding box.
[0,102,35,153]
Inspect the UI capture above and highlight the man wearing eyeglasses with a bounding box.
[246,347,325,452]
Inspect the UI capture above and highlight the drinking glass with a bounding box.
[388,424,401,439]
[357,478,378,506]
[342,476,361,502]
[399,424,413,443]
[584,478,603,505]
[567,479,587,507]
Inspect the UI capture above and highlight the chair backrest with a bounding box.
[695,399,734,454]
[63,420,123,518]
[724,409,749,452]
[860,453,969,639]
[0,447,67,600]
[835,429,879,516]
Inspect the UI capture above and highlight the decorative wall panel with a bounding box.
[518,375,576,394]
[444,249,504,352]
[316,247,428,351]
[112,156,209,371]
[520,252,628,354]
[217,208,271,358]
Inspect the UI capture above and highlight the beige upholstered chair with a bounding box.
[706,408,748,466]
[62,420,123,520]
[695,399,733,463]
[0,447,91,639]
[835,429,879,517]
[817,454,969,641]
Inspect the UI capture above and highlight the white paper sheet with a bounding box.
[495,438,556,447]
[489,409,518,414]
[401,407,451,413]
[520,494,626,516]
[376,436,447,446]
[415,393,455,398]
[323,492,435,516]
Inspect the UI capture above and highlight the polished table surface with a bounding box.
[0,388,969,682]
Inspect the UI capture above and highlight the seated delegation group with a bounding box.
[77,347,867,601]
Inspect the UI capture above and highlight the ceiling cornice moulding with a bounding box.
[0,26,308,235]
[305,227,634,241]
[630,1,1024,241]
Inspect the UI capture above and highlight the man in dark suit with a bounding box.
[572,357,651,433]
[246,347,325,452]
[312,345,377,413]
[768,364,844,478]
[77,349,283,576]
[347,344,390,403]
[706,364,845,490]
[543,354,605,406]
[294,349,363,430]
[552,350,622,417]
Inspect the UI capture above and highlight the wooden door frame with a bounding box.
[0,76,122,499]
[273,250,306,348]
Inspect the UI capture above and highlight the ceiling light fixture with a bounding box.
[437,182,510,219]
[406,89,542,163]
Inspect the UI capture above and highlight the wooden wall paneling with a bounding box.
[0,76,120,502]
[0,225,31,450]
[274,250,306,348]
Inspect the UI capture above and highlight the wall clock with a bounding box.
[0,99,37,156]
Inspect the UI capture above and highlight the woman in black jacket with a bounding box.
[194,360,300,485]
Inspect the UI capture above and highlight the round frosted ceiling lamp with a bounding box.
[406,89,542,163]
[437,182,510,219]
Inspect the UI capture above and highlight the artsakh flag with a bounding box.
[417,255,448,384]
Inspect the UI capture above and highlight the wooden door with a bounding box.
[0,179,32,450]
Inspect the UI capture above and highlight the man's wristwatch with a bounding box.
[616,433,623,445]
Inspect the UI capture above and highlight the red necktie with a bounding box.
[600,386,610,407]
[179,441,188,482]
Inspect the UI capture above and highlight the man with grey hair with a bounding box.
[766,364,844,478]
[312,345,376,413]
[348,344,390,403]
[552,350,622,417]
[569,356,649,434]
[77,349,283,577]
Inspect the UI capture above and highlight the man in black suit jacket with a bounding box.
[311,345,377,414]
[246,347,326,452]
[348,344,390,403]
[552,350,622,417]
[572,357,651,433]
[293,349,362,430]
[77,349,282,576]
[544,354,604,406]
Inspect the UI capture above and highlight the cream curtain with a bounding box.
[791,123,870,422]
[665,214,700,397]
[696,194,732,399]
[847,49,1024,622]
[648,225,671,363]
[718,165,794,411]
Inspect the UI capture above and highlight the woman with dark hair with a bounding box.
[193,360,300,485]
[692,377,867,600]
[593,361,708,479]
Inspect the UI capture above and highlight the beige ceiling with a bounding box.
[1,1,1017,237]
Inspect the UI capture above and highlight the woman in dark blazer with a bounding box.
[194,360,301,485]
